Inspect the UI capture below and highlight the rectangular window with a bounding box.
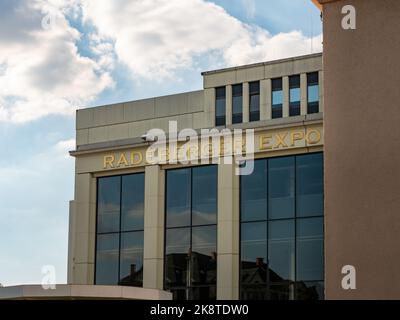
[240,153,324,300]
[289,75,301,117]
[307,72,319,114]
[215,87,226,126]
[249,81,260,122]
[271,78,283,119]
[165,166,218,300]
[95,173,145,287]
[232,84,243,124]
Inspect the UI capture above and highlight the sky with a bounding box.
[0,0,322,286]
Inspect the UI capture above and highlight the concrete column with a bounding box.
[70,173,96,284]
[217,163,239,300]
[319,70,324,113]
[300,73,307,115]
[143,165,165,290]
[283,76,289,117]
[260,79,271,120]
[226,85,232,126]
[204,88,215,128]
[242,82,249,123]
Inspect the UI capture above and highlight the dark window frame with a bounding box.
[215,87,226,126]
[307,72,319,114]
[164,165,218,300]
[271,78,283,119]
[239,153,324,300]
[249,81,260,122]
[232,84,243,124]
[289,75,301,117]
[94,172,145,287]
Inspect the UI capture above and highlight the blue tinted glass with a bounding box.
[272,91,283,106]
[296,217,324,281]
[191,226,217,285]
[216,98,225,117]
[165,228,191,287]
[119,231,144,286]
[95,233,119,285]
[308,85,319,103]
[121,174,144,231]
[192,166,217,225]
[268,157,295,219]
[250,95,260,112]
[241,160,267,221]
[268,220,295,281]
[241,222,267,283]
[290,87,300,103]
[97,176,121,233]
[296,153,324,217]
[166,169,191,228]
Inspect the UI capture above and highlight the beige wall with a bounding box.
[322,0,400,299]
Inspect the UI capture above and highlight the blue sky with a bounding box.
[0,0,321,286]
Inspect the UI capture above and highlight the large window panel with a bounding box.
[121,174,145,231]
[95,233,119,285]
[272,78,283,119]
[289,75,301,117]
[241,159,268,222]
[268,157,295,219]
[166,169,191,228]
[191,226,217,286]
[215,87,226,126]
[296,217,324,281]
[97,176,121,233]
[268,220,295,282]
[296,153,324,217]
[249,81,260,122]
[165,228,191,288]
[192,166,217,226]
[307,72,319,114]
[119,231,144,286]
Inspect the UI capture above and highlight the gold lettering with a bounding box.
[130,151,143,165]
[274,132,288,149]
[116,153,129,167]
[103,155,115,169]
[290,131,305,147]
[259,135,273,150]
[306,129,321,145]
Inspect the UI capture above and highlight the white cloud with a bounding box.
[82,0,322,80]
[0,0,113,123]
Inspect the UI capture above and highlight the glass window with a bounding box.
[121,174,144,231]
[119,231,144,286]
[249,81,260,122]
[240,154,324,300]
[241,159,267,221]
[296,153,324,217]
[165,165,217,300]
[192,166,217,226]
[268,220,295,281]
[95,233,119,285]
[272,78,283,119]
[166,169,191,228]
[307,72,319,114]
[215,87,226,126]
[97,176,121,233]
[95,173,144,287]
[232,84,243,124]
[268,157,295,219]
[289,75,300,117]
[296,217,324,281]
[240,222,267,300]
[191,226,217,286]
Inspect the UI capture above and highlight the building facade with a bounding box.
[68,53,325,300]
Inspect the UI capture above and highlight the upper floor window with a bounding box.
[232,84,243,124]
[95,173,145,287]
[215,87,226,126]
[249,81,260,122]
[289,75,301,117]
[271,78,283,119]
[307,72,319,114]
